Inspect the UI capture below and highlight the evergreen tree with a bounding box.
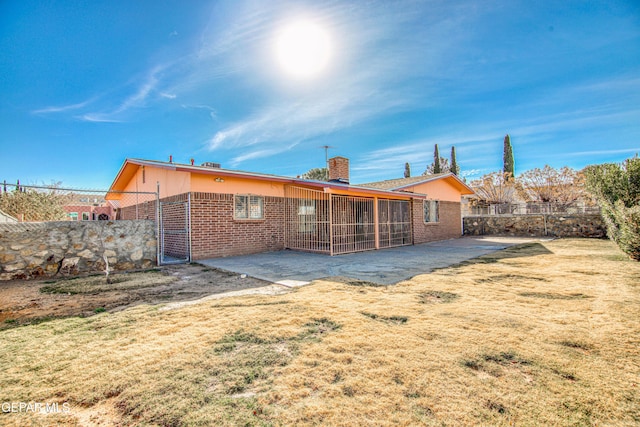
[503,134,515,178]
[450,146,459,176]
[433,144,442,174]
[404,162,411,178]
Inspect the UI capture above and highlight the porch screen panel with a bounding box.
[378,199,412,248]
[331,195,376,255]
[284,186,331,254]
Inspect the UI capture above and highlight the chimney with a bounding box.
[328,156,350,183]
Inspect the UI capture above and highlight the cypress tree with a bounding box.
[433,144,442,174]
[503,134,515,178]
[450,146,459,176]
[404,162,411,178]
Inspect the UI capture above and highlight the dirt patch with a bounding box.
[0,263,274,329]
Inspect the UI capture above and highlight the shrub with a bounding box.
[584,157,640,260]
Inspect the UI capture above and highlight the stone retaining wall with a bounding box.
[0,220,157,281]
[463,214,606,238]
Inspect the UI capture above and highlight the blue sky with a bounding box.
[1,0,639,189]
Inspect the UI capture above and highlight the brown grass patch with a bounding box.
[1,238,639,426]
[517,291,591,300]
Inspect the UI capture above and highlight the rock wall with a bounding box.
[463,214,606,238]
[0,220,157,281]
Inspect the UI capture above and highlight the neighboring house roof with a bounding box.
[359,173,475,195]
[109,158,428,200]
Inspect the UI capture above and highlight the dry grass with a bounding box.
[1,238,639,426]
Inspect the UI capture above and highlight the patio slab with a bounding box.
[199,236,541,285]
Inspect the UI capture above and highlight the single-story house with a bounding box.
[107,156,474,261]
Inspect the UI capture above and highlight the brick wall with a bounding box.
[189,192,285,259]
[412,200,462,244]
[119,200,157,220]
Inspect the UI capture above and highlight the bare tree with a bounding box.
[469,171,518,205]
[517,166,585,208]
[423,157,450,175]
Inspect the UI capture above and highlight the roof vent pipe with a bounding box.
[169,155,173,163]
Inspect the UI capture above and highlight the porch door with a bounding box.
[331,195,376,255]
[378,199,412,248]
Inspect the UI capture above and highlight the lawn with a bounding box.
[1,239,639,426]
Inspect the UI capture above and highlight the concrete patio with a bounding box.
[199,236,541,285]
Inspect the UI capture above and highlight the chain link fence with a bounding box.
[0,182,157,223]
[464,201,600,216]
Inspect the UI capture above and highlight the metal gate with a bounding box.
[331,195,376,255]
[378,199,412,248]
[159,196,190,264]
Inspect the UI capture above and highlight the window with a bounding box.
[82,212,90,221]
[423,200,439,223]
[68,212,78,221]
[298,199,316,232]
[234,195,264,219]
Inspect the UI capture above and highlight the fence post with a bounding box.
[156,182,160,266]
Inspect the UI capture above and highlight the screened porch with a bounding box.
[284,186,413,255]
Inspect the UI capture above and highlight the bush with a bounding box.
[584,157,640,260]
[0,187,69,222]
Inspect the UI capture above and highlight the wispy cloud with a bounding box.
[207,80,406,154]
[31,63,175,122]
[229,142,300,166]
[200,0,466,165]
[354,134,501,175]
[77,114,124,123]
[110,66,164,115]
[568,147,640,157]
[32,98,97,114]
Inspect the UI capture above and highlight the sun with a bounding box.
[275,20,331,79]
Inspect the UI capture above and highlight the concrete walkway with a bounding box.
[199,236,539,285]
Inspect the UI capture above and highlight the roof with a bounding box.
[359,173,475,195]
[359,174,448,190]
[109,158,427,200]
